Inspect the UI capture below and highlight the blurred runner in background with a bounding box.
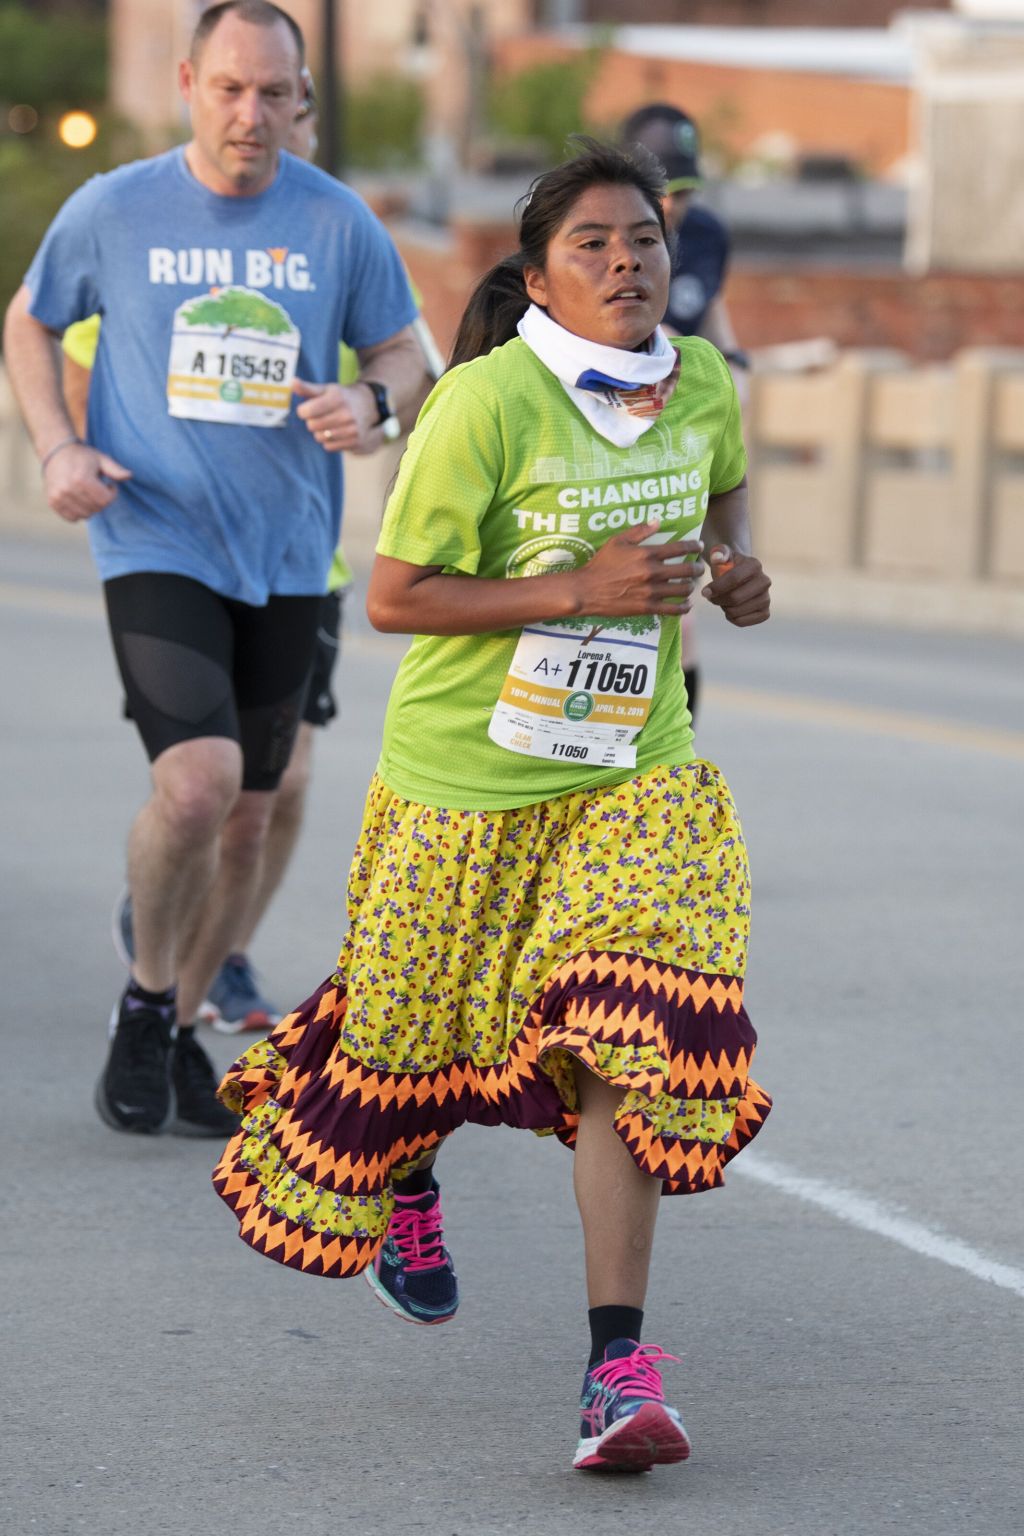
[62,73,436,1037]
[621,104,752,726]
[4,1,428,1138]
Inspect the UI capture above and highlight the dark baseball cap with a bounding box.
[620,103,702,192]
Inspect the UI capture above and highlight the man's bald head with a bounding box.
[191,1,304,70]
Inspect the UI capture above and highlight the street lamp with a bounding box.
[58,111,98,149]
[8,104,39,134]
[319,0,343,176]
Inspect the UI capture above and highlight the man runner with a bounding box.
[3,0,427,1136]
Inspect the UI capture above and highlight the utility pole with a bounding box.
[320,0,343,175]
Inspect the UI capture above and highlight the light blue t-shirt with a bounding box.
[25,147,417,604]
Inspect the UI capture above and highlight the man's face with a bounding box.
[179,14,302,196]
[663,188,694,233]
[286,109,318,163]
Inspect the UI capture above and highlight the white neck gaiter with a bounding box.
[517,303,680,447]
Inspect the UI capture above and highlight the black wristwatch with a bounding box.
[721,349,751,371]
[359,378,401,440]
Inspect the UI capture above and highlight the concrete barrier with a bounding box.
[748,346,1024,632]
[4,353,1024,634]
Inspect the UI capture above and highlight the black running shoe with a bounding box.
[170,1028,241,1138]
[364,1181,459,1325]
[94,991,174,1134]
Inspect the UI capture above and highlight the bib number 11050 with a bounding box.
[565,656,649,695]
[488,621,660,769]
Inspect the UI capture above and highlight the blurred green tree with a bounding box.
[342,72,425,171]
[0,121,142,317]
[0,4,134,317]
[0,1,107,108]
[488,48,607,163]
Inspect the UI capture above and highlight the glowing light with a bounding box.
[8,105,39,134]
[58,111,97,149]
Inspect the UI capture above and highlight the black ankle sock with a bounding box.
[588,1305,644,1367]
[683,664,700,726]
[393,1163,437,1198]
[125,977,176,1023]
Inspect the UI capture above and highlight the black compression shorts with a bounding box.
[104,572,322,792]
[302,587,345,727]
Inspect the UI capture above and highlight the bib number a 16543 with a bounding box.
[166,286,300,428]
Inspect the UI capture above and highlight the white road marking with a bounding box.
[5,578,1022,1296]
[734,1152,1024,1299]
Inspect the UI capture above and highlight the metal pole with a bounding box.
[320,0,342,176]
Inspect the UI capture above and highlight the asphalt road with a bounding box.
[2,529,1022,1536]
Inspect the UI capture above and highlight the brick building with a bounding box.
[578,1,950,24]
[499,28,915,176]
[107,0,1024,360]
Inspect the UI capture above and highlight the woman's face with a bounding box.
[524,182,670,350]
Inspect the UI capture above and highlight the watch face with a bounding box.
[382,415,402,441]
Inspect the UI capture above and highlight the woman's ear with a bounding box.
[523,265,547,308]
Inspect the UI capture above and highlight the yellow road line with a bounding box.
[705,682,1024,762]
[3,579,1022,761]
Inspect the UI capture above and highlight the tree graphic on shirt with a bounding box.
[180,288,293,337]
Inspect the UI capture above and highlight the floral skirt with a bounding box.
[212,761,771,1278]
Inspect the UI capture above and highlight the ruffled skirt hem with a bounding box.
[212,947,771,1279]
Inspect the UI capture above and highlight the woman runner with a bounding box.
[214,139,773,1474]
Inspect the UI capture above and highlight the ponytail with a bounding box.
[448,256,529,368]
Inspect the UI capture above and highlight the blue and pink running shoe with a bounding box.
[364,1181,459,1326]
[574,1340,691,1472]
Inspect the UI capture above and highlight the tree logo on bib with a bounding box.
[220,380,243,402]
[563,690,595,721]
[180,287,294,337]
[506,535,594,579]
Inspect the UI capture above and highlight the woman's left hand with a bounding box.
[701,546,771,627]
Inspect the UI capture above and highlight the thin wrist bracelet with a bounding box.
[39,434,81,474]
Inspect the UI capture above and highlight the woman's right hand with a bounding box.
[571,522,705,617]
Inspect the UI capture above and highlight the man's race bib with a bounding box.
[488,620,660,769]
[167,286,300,427]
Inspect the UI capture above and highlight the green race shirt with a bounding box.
[376,334,745,810]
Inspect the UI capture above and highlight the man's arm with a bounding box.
[355,325,432,417]
[3,285,129,521]
[293,324,431,455]
[63,353,91,441]
[4,286,77,459]
[698,296,750,411]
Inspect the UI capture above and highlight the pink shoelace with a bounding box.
[589,1344,680,1401]
[389,1196,446,1272]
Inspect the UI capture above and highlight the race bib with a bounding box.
[488,620,660,769]
[166,286,300,427]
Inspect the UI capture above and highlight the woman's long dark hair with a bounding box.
[448,136,668,369]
